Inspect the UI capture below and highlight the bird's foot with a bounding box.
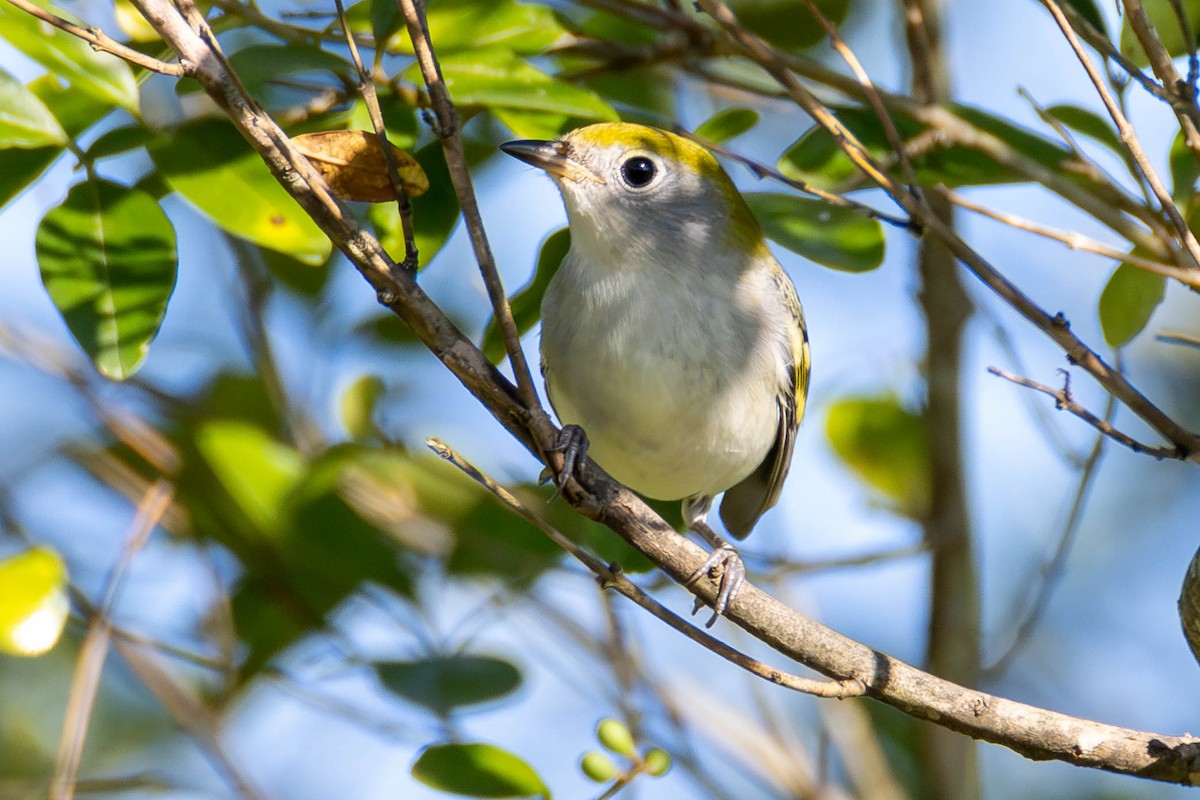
[685,543,746,628]
[538,424,589,499]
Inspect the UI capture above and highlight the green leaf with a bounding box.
[371,141,459,267]
[482,228,570,363]
[377,655,522,714]
[826,395,929,518]
[194,419,305,533]
[27,74,113,138]
[1120,0,1200,66]
[36,179,177,379]
[693,108,759,144]
[491,107,575,140]
[84,124,157,161]
[412,743,549,799]
[1044,103,1122,156]
[420,49,617,122]
[0,546,68,656]
[385,0,565,55]
[340,374,385,440]
[1098,261,1166,347]
[0,0,137,112]
[148,118,331,265]
[0,145,60,209]
[727,0,849,51]
[1171,130,1200,202]
[177,44,353,110]
[778,104,1076,190]
[1063,0,1109,37]
[0,68,65,148]
[744,193,884,272]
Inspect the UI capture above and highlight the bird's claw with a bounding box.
[685,544,746,628]
[539,424,589,500]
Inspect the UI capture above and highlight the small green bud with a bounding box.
[643,748,671,777]
[580,751,618,783]
[596,718,636,758]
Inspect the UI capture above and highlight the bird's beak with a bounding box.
[500,139,602,183]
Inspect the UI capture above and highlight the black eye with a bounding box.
[620,156,657,188]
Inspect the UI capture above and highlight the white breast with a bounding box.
[540,250,790,501]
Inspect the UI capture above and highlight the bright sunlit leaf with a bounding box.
[0,67,65,148]
[0,0,137,111]
[148,119,331,265]
[0,546,69,656]
[36,178,177,380]
[412,742,549,799]
[423,48,617,122]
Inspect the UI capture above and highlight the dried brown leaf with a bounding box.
[294,130,428,201]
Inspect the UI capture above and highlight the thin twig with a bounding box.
[800,0,921,195]
[1042,0,1200,269]
[332,0,416,267]
[676,127,918,232]
[1120,0,1200,162]
[942,187,1200,287]
[2,0,185,75]
[1158,330,1200,348]
[988,367,1185,459]
[51,480,174,800]
[394,0,550,440]
[426,437,867,699]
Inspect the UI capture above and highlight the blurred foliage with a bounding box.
[2,0,1199,795]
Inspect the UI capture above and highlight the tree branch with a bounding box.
[427,437,866,700]
[394,0,550,440]
[3,0,184,75]
[988,367,1187,459]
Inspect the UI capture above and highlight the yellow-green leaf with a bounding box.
[0,68,65,148]
[0,546,69,657]
[1098,261,1166,347]
[420,49,617,122]
[412,743,549,799]
[0,0,137,112]
[826,395,929,518]
[148,119,331,265]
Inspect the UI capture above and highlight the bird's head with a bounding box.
[501,122,766,264]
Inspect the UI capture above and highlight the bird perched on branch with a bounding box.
[501,122,809,623]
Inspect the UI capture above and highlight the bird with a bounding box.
[500,122,809,623]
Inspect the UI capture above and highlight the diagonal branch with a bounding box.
[427,437,866,699]
[394,0,552,444]
[988,367,1186,459]
[3,0,184,75]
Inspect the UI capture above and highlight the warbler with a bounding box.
[501,122,810,621]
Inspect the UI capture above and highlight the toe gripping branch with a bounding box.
[540,424,589,500]
[686,522,747,628]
